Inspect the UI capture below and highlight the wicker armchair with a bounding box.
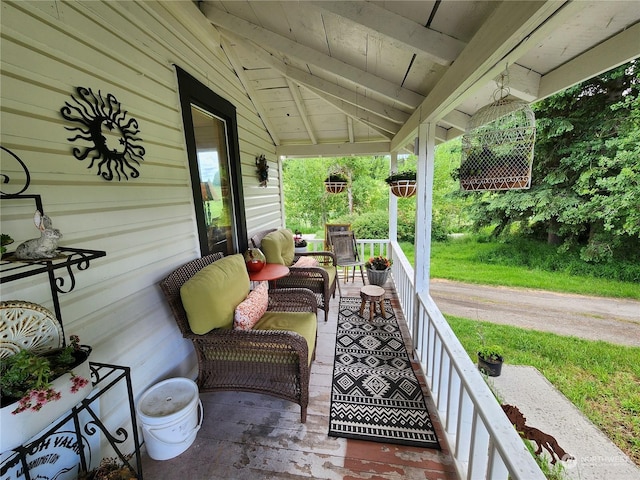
[159,253,317,423]
[250,229,338,321]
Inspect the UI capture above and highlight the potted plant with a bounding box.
[324,173,348,194]
[385,170,417,197]
[365,255,393,286]
[0,335,93,451]
[1,233,14,256]
[477,345,504,377]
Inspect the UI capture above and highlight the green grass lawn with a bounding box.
[448,316,640,466]
[400,237,640,299]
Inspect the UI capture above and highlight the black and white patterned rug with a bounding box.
[329,297,440,448]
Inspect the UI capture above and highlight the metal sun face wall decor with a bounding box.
[60,87,145,181]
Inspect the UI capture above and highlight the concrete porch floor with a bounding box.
[141,273,458,479]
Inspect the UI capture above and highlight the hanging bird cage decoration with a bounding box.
[459,72,536,191]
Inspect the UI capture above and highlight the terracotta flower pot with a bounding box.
[389,180,417,198]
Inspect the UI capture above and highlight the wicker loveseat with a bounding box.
[250,228,338,321]
[159,253,317,422]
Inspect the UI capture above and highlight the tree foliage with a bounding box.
[464,60,640,262]
[282,145,467,242]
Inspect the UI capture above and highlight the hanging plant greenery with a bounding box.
[385,170,417,198]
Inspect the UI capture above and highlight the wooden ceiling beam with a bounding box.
[311,1,465,66]
[277,141,391,157]
[229,35,410,124]
[303,84,397,137]
[220,36,280,145]
[439,109,472,132]
[538,21,640,100]
[201,3,424,109]
[286,78,317,145]
[391,0,568,151]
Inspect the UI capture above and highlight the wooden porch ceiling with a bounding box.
[197,0,640,156]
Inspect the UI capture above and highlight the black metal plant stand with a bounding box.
[0,363,143,480]
[1,146,142,478]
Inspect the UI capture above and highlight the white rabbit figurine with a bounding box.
[15,210,63,260]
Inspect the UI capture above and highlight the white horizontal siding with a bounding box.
[0,0,281,458]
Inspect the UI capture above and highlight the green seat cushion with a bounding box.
[254,311,317,365]
[261,229,295,266]
[321,265,337,286]
[180,254,250,334]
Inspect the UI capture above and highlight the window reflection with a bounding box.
[191,105,235,255]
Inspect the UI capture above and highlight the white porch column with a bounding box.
[414,122,436,296]
[389,151,398,245]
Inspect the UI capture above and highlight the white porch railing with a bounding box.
[305,237,389,259]
[308,235,545,479]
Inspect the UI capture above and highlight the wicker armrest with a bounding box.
[288,265,330,283]
[191,327,309,362]
[267,288,317,313]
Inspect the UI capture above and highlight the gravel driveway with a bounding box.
[429,279,640,348]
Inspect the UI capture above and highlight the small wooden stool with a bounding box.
[359,285,386,320]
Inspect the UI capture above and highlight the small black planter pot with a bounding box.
[477,353,503,377]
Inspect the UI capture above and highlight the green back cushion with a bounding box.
[261,229,295,266]
[253,312,317,365]
[180,254,250,334]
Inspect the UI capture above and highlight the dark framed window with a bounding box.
[176,66,247,256]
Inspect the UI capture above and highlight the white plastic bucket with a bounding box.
[136,377,202,460]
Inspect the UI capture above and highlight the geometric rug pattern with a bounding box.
[329,297,440,449]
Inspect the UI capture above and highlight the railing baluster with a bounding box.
[456,389,473,470]
[468,413,490,480]
[446,368,461,436]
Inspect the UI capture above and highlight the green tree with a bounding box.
[283,156,390,232]
[283,147,470,242]
[464,60,640,262]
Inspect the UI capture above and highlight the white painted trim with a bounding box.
[232,36,412,124]
[276,142,391,157]
[311,1,465,65]
[286,78,317,145]
[539,22,640,100]
[201,3,424,109]
[414,122,434,296]
[220,36,281,145]
[391,0,568,151]
[389,152,398,243]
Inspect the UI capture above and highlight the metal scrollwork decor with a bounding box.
[255,154,268,187]
[60,87,145,181]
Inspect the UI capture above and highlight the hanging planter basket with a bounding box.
[324,181,347,194]
[389,180,417,198]
[324,172,349,194]
[385,171,417,198]
[460,97,536,191]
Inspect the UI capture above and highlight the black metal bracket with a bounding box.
[0,363,143,480]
